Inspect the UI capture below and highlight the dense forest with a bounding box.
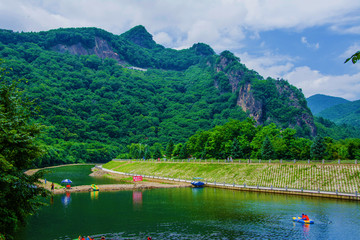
[1,26,360,166]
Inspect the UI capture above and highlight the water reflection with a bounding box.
[61,192,71,206]
[133,191,142,210]
[90,190,99,200]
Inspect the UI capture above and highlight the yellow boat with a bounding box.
[91,184,99,191]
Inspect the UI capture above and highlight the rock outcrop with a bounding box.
[51,37,124,64]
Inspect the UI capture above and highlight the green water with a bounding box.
[16,187,360,240]
[41,165,128,186]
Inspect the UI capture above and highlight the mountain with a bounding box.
[306,94,350,115]
[0,26,318,165]
[317,100,360,128]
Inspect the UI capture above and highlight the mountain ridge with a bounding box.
[0,25,320,166]
[307,94,350,115]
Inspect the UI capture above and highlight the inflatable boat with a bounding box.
[292,216,314,224]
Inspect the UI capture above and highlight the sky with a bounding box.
[1,0,360,100]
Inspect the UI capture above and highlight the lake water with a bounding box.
[41,165,128,185]
[16,187,360,240]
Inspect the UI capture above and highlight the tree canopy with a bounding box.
[0,62,48,239]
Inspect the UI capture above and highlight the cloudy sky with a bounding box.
[1,0,360,100]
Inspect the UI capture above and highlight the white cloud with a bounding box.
[239,51,295,79]
[301,37,319,49]
[239,50,360,100]
[284,66,360,100]
[153,32,173,46]
[2,0,360,48]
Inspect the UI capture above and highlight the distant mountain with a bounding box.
[317,100,360,128]
[307,94,350,115]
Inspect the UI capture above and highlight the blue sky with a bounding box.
[1,0,360,100]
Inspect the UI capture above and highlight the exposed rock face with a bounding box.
[215,52,316,136]
[237,83,263,123]
[51,37,124,64]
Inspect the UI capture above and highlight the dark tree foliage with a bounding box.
[261,136,276,160]
[310,136,326,160]
[0,63,48,240]
[152,145,162,159]
[179,143,189,159]
[231,137,243,158]
[165,140,174,158]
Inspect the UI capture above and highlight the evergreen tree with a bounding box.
[310,136,326,160]
[144,145,152,160]
[152,146,162,159]
[165,140,174,159]
[0,65,49,239]
[231,138,243,159]
[179,143,189,159]
[261,136,276,160]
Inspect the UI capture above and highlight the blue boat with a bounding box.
[191,177,205,187]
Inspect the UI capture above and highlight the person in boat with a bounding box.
[301,213,310,221]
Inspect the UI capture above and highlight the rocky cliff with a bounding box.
[214,51,316,136]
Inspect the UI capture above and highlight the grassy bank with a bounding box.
[103,161,360,193]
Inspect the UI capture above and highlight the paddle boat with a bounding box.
[191,177,205,187]
[91,184,99,191]
[292,216,314,224]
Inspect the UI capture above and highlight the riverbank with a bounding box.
[26,166,191,194]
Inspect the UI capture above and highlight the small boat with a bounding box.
[91,184,99,191]
[292,216,314,224]
[191,177,205,187]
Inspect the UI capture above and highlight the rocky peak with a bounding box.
[190,43,215,56]
[121,25,157,49]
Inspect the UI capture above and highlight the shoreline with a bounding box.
[48,182,191,194]
[29,167,191,194]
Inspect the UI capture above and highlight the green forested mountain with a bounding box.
[307,94,350,115]
[0,25,356,165]
[317,100,360,128]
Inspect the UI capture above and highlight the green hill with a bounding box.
[318,100,360,127]
[307,94,350,115]
[1,26,354,165]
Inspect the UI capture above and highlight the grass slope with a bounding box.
[103,161,360,193]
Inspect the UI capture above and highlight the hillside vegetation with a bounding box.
[0,26,359,166]
[318,100,360,128]
[103,161,360,194]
